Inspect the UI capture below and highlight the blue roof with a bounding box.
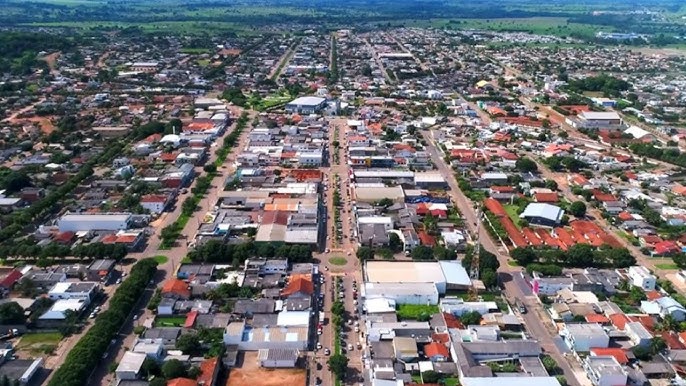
[439,261,471,286]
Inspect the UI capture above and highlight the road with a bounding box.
[77,109,254,386]
[420,130,589,386]
[269,38,299,80]
[363,37,393,83]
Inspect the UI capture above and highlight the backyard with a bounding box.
[397,304,439,321]
[16,332,63,356]
[153,316,186,327]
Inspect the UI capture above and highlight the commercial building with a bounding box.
[47,282,99,303]
[57,212,132,232]
[258,349,299,368]
[568,111,623,129]
[364,282,439,305]
[284,96,327,114]
[223,321,308,350]
[583,355,627,386]
[116,352,147,380]
[561,323,610,352]
[365,261,471,294]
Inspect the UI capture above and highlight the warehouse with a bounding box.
[364,282,439,305]
[519,203,564,227]
[285,96,327,114]
[57,212,132,232]
[354,186,405,203]
[258,349,299,368]
[414,172,449,189]
[365,261,470,294]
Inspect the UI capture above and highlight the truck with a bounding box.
[515,298,527,314]
[319,311,326,325]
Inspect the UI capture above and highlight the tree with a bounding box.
[175,333,201,355]
[422,370,442,383]
[481,269,498,288]
[141,358,160,377]
[515,157,538,173]
[544,179,558,191]
[460,311,482,326]
[0,302,25,324]
[356,247,374,261]
[511,247,537,266]
[203,164,217,173]
[389,233,403,253]
[327,354,348,380]
[568,201,587,217]
[149,378,167,386]
[161,359,187,379]
[377,198,394,208]
[411,246,433,260]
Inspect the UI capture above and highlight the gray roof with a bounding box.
[142,328,181,341]
[263,348,299,361]
[462,341,542,357]
[233,299,275,315]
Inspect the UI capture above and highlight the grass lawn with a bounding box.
[16,332,63,355]
[154,316,187,327]
[655,263,679,270]
[329,256,347,266]
[507,260,521,267]
[153,255,168,264]
[397,304,439,321]
[411,374,423,384]
[181,47,211,54]
[503,204,522,229]
[444,377,460,386]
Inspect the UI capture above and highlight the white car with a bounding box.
[354,326,359,333]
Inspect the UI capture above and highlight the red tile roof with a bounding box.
[282,275,314,297]
[162,279,191,299]
[618,212,634,221]
[424,342,450,359]
[484,198,507,217]
[534,193,559,203]
[197,357,219,386]
[443,313,464,329]
[590,348,629,364]
[0,270,22,289]
[490,186,514,193]
[501,217,528,248]
[418,231,436,247]
[591,189,617,202]
[432,333,450,345]
[586,314,610,324]
[662,332,686,350]
[184,311,198,328]
[610,313,630,330]
[655,240,680,255]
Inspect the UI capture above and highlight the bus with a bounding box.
[515,298,527,314]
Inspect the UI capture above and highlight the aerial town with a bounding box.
[3,21,686,386]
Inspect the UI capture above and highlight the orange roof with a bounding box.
[610,313,630,330]
[618,211,634,221]
[570,174,589,186]
[141,194,168,203]
[424,342,450,359]
[501,217,527,248]
[197,357,219,386]
[536,228,561,248]
[162,279,191,298]
[431,333,450,344]
[282,275,314,297]
[443,313,464,329]
[185,310,198,328]
[418,231,436,247]
[534,193,559,203]
[673,184,686,196]
[590,348,629,364]
[591,189,617,202]
[522,228,543,247]
[646,290,663,301]
[491,186,514,193]
[585,314,610,324]
[554,228,574,251]
[186,121,214,131]
[167,378,198,386]
[484,198,507,217]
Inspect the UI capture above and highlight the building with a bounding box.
[257,349,299,368]
[569,111,623,129]
[364,261,470,294]
[365,282,439,305]
[440,298,498,316]
[285,96,327,114]
[140,194,173,214]
[0,358,43,385]
[519,203,564,227]
[462,378,561,386]
[562,323,610,352]
[162,279,191,300]
[628,266,656,291]
[57,212,132,232]
[223,321,308,350]
[424,342,450,362]
[38,298,88,325]
[116,352,147,380]
[625,321,652,348]
[583,355,627,386]
[47,282,99,303]
[641,296,686,321]
[92,126,131,138]
[87,259,116,282]
[392,337,418,361]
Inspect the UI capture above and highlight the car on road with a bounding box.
[317,342,322,349]
[354,326,359,333]
[347,343,354,351]
[324,348,330,355]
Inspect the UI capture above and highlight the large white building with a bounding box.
[365,261,471,294]
[628,266,656,291]
[285,96,327,114]
[364,282,439,305]
[48,282,99,302]
[583,356,627,386]
[561,323,609,352]
[568,111,623,129]
[57,212,132,232]
[116,352,147,380]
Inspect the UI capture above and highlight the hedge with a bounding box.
[47,258,158,386]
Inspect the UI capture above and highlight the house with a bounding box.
[628,266,656,291]
[641,296,686,321]
[161,279,191,300]
[197,357,220,386]
[519,203,564,227]
[140,194,173,214]
[132,339,165,360]
[115,352,147,380]
[562,323,610,352]
[424,342,450,362]
[589,348,629,365]
[625,321,652,348]
[583,355,627,386]
[257,349,299,368]
[141,327,181,347]
[157,298,176,315]
[392,337,418,362]
[0,270,22,295]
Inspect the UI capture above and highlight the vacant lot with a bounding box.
[16,332,62,356]
[227,351,306,386]
[154,316,186,327]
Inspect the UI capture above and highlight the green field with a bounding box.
[153,255,168,264]
[397,304,439,321]
[16,332,63,355]
[430,17,613,39]
[503,204,523,229]
[655,263,679,270]
[153,316,187,327]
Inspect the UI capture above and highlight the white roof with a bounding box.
[60,213,131,222]
[365,282,438,298]
[438,261,471,286]
[117,352,146,373]
[288,96,326,106]
[414,172,445,183]
[520,203,564,222]
[49,282,71,294]
[160,134,181,143]
[39,299,87,320]
[580,111,621,121]
[624,125,651,139]
[276,310,310,326]
[364,298,397,313]
[463,377,561,386]
[366,261,446,284]
[358,216,393,225]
